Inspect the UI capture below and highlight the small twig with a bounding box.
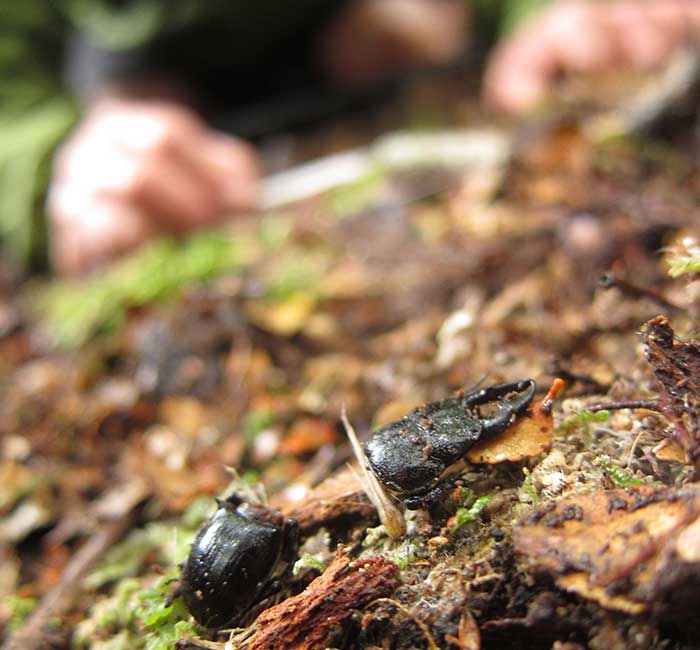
[627,428,646,468]
[2,509,140,650]
[599,271,683,314]
[586,399,661,413]
[538,378,567,414]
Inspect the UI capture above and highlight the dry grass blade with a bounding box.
[341,407,406,538]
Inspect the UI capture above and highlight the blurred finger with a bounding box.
[483,29,556,113]
[124,150,222,230]
[193,134,261,211]
[49,195,157,276]
[546,4,616,73]
[605,4,681,68]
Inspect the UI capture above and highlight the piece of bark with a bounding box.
[642,315,700,466]
[246,552,399,650]
[281,467,378,536]
[514,485,700,615]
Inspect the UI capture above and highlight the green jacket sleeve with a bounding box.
[472,0,552,44]
[0,4,77,268]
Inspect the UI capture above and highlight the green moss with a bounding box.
[292,556,327,576]
[557,409,610,434]
[389,537,423,570]
[599,455,643,488]
[6,595,37,633]
[521,467,538,506]
[451,496,490,534]
[74,572,199,650]
[39,228,259,349]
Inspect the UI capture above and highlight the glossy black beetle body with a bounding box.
[364,379,536,509]
[180,494,298,629]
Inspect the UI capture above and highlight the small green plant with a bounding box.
[39,229,258,349]
[389,537,423,570]
[557,408,610,434]
[74,572,199,650]
[451,496,490,534]
[292,556,327,576]
[665,236,700,278]
[599,455,643,488]
[6,595,37,633]
[521,467,538,506]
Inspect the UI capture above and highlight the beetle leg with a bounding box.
[256,577,282,602]
[405,474,462,510]
[281,519,300,563]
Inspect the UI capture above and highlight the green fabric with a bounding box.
[499,0,553,34]
[0,3,75,267]
[472,0,552,40]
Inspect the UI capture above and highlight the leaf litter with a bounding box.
[3,68,700,650]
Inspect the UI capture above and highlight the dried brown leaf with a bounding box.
[642,315,700,466]
[445,611,481,650]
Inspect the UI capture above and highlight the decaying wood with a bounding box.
[245,551,399,650]
[642,315,700,467]
[281,466,377,536]
[514,485,700,615]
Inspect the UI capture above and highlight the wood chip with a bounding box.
[247,551,399,650]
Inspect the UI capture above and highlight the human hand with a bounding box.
[318,0,469,86]
[483,0,700,114]
[48,97,260,276]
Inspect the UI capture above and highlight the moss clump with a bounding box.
[557,409,610,435]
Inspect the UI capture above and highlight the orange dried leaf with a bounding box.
[278,417,337,455]
[466,380,564,464]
